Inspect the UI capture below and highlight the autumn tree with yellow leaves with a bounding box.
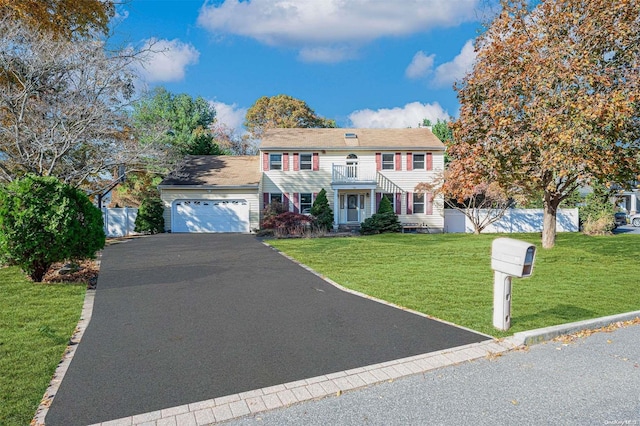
[452,0,640,248]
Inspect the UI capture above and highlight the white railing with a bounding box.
[332,164,376,183]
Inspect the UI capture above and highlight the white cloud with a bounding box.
[405,51,435,79]
[298,46,356,63]
[197,0,479,63]
[348,101,450,128]
[137,38,200,83]
[210,101,247,131]
[432,39,476,87]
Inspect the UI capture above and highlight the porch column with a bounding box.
[631,191,638,214]
[333,190,339,230]
[370,189,375,217]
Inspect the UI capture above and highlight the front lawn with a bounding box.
[267,233,640,337]
[0,267,85,425]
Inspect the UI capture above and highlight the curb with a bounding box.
[505,310,640,346]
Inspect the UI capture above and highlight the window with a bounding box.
[270,154,282,170]
[270,193,283,204]
[413,193,425,214]
[300,154,312,170]
[381,193,395,211]
[413,154,425,170]
[300,193,313,214]
[382,153,395,170]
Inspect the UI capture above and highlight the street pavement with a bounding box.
[225,322,640,426]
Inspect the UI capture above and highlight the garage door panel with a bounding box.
[173,199,250,233]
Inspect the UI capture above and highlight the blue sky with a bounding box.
[112,0,492,131]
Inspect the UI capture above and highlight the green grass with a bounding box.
[0,267,85,425]
[267,233,640,338]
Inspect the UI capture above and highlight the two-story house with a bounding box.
[159,127,445,233]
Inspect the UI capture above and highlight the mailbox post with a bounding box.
[491,238,536,331]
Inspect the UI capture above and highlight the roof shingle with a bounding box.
[259,128,445,150]
[159,155,260,187]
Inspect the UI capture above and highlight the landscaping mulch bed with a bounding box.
[42,259,100,289]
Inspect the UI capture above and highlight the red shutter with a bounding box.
[293,153,299,171]
[263,192,269,209]
[426,152,433,171]
[283,153,289,171]
[395,192,401,215]
[312,153,319,171]
[395,152,401,171]
[426,192,433,215]
[376,193,382,211]
[406,192,413,215]
[283,193,290,211]
[406,152,413,171]
[375,152,381,171]
[293,193,299,213]
[263,152,269,171]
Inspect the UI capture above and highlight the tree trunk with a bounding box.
[542,196,559,249]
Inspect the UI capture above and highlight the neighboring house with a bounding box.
[159,128,445,233]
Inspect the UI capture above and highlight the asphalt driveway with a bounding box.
[46,234,489,425]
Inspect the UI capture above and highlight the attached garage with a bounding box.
[172,199,250,233]
[159,156,261,233]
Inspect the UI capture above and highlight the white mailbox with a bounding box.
[490,238,537,331]
[491,238,536,278]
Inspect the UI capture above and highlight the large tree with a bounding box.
[453,0,640,248]
[0,18,153,189]
[0,0,114,40]
[131,87,221,158]
[244,94,336,139]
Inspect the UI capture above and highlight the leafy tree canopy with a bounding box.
[452,0,640,248]
[131,87,222,158]
[422,118,453,144]
[244,94,336,139]
[0,0,114,40]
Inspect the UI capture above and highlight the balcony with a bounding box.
[332,164,377,185]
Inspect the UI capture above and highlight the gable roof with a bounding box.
[159,155,260,187]
[259,128,445,151]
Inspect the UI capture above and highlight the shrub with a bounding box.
[134,196,165,234]
[0,175,105,281]
[360,198,401,235]
[310,188,333,230]
[579,191,616,235]
[261,211,315,237]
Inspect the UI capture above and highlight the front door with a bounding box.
[347,194,359,222]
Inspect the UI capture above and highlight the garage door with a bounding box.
[172,199,250,233]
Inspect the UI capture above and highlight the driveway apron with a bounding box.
[46,234,488,425]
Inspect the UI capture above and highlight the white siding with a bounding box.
[261,149,445,229]
[160,188,260,232]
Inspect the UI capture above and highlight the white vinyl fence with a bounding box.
[444,208,579,233]
[102,208,138,237]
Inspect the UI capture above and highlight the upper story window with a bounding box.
[382,153,395,170]
[300,154,312,170]
[413,154,425,170]
[270,154,282,170]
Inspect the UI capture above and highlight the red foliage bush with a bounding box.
[261,212,315,236]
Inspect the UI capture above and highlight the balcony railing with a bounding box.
[332,164,376,184]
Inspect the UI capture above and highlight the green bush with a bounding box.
[0,175,105,281]
[310,188,334,230]
[360,197,401,235]
[579,191,616,235]
[134,196,165,234]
